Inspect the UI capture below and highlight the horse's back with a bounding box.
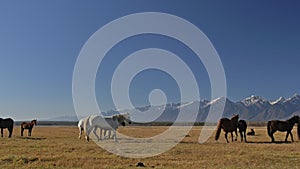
[3,118,14,122]
[220,118,230,122]
[219,118,237,132]
[90,115,118,129]
[0,118,14,128]
[269,120,294,131]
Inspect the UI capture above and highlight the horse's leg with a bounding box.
[109,130,112,139]
[1,128,3,137]
[109,129,114,139]
[113,129,117,142]
[8,128,13,138]
[235,130,238,141]
[244,131,247,142]
[225,132,229,143]
[99,128,103,141]
[230,132,234,142]
[78,128,82,139]
[239,131,243,142]
[284,131,289,142]
[85,126,93,142]
[93,127,99,141]
[29,129,31,136]
[21,128,24,136]
[102,129,106,139]
[288,131,294,142]
[104,129,111,139]
[270,131,275,142]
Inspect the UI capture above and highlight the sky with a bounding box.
[0,1,300,120]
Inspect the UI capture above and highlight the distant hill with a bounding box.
[46,115,80,122]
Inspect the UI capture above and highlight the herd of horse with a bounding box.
[215,114,300,143]
[78,113,132,142]
[0,114,299,143]
[0,118,37,138]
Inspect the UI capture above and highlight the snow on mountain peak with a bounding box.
[285,93,300,104]
[292,93,300,99]
[270,97,286,105]
[242,95,268,106]
[176,101,196,109]
[207,97,226,105]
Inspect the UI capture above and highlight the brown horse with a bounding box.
[238,120,247,142]
[21,119,37,136]
[215,114,239,143]
[267,115,299,142]
[0,118,14,138]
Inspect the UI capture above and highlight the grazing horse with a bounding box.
[0,118,14,138]
[267,115,299,142]
[21,119,37,136]
[238,120,247,142]
[215,114,239,143]
[84,113,131,142]
[78,117,113,140]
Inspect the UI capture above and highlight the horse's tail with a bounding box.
[267,121,272,137]
[215,120,222,141]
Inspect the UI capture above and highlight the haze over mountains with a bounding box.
[50,94,300,122]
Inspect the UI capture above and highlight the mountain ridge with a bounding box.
[47,94,300,122]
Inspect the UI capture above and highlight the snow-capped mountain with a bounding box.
[242,95,269,106]
[47,94,300,122]
[117,94,300,122]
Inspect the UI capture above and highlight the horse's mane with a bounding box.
[231,114,239,121]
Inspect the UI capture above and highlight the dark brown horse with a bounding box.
[21,119,37,136]
[0,118,14,138]
[247,129,255,136]
[215,114,239,143]
[238,120,247,142]
[267,115,299,142]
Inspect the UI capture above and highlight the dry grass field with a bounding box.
[0,125,299,169]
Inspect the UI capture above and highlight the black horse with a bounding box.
[0,118,14,138]
[267,115,299,142]
[247,129,255,136]
[215,114,239,143]
[238,120,247,142]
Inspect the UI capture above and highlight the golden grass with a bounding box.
[0,125,299,169]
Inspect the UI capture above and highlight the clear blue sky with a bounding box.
[0,1,300,120]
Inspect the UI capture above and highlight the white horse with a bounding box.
[78,117,110,141]
[78,117,88,139]
[84,113,131,142]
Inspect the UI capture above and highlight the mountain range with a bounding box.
[116,94,300,122]
[48,94,300,122]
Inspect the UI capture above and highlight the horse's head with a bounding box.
[231,114,239,122]
[294,115,299,123]
[123,113,132,124]
[32,119,37,125]
[116,113,131,126]
[288,115,300,124]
